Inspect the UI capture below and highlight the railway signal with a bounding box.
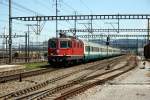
[106,36,110,46]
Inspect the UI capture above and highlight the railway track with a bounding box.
[0,67,56,83]
[0,55,128,100]
[0,68,25,77]
[0,56,121,83]
[15,56,135,100]
[0,56,125,100]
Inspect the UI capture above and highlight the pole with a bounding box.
[91,16,93,34]
[2,27,5,63]
[3,27,6,49]
[148,18,150,43]
[107,44,108,57]
[118,13,120,33]
[136,37,138,55]
[106,36,109,58]
[9,0,12,64]
[25,32,27,62]
[56,0,58,38]
[19,43,20,54]
[74,11,77,37]
[27,26,30,62]
[6,37,8,55]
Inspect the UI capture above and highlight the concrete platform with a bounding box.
[0,65,25,72]
[69,58,150,100]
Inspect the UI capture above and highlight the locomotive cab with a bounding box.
[48,38,70,64]
[48,38,72,55]
[48,37,84,65]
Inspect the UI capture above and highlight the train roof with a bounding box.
[49,37,72,41]
[49,37,83,42]
[83,40,104,47]
[49,37,120,50]
[82,40,120,50]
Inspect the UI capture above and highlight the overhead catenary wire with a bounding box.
[58,0,80,35]
[5,0,47,35]
[61,1,76,11]
[0,1,37,15]
[0,0,50,51]
[4,0,44,15]
[80,0,92,14]
[33,0,55,14]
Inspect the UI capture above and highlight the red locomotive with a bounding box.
[48,34,84,65]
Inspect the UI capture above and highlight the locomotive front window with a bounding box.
[60,41,71,48]
[49,40,56,48]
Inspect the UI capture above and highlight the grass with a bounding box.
[23,61,48,70]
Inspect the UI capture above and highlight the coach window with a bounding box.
[86,46,90,52]
[91,47,93,52]
[98,48,100,52]
[99,48,101,52]
[96,48,99,52]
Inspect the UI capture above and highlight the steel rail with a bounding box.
[1,56,124,100]
[14,56,129,100]
[54,57,137,100]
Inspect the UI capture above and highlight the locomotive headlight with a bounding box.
[56,50,59,53]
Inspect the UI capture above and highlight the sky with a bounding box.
[0,0,150,45]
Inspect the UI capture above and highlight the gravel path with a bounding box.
[0,65,25,72]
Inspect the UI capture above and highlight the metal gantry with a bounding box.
[8,14,150,63]
[58,29,150,33]
[77,34,147,38]
[11,14,150,41]
[11,14,150,21]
